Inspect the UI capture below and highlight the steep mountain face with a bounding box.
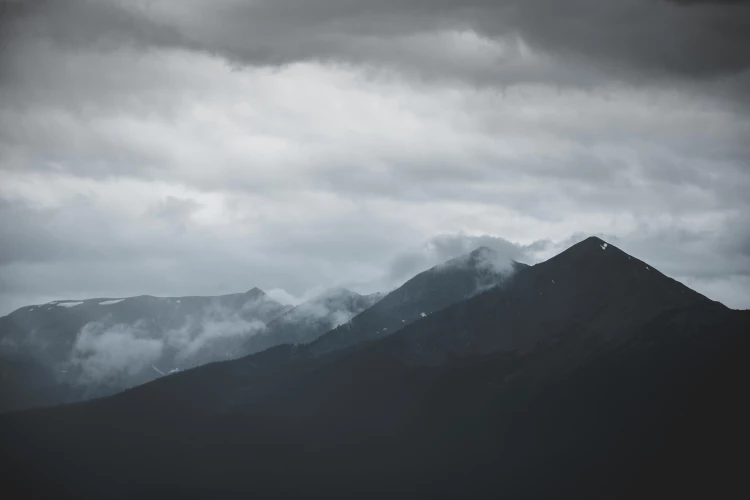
[379,236,710,364]
[1,238,748,499]
[0,288,289,413]
[308,246,528,355]
[239,288,382,356]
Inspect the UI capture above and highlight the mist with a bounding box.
[67,320,163,387]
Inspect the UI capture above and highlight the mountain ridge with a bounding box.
[1,237,747,498]
[0,287,290,413]
[308,246,528,356]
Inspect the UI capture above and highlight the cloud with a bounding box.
[387,234,536,285]
[329,308,357,329]
[4,0,748,100]
[53,286,373,390]
[164,304,267,364]
[273,287,370,331]
[277,301,332,325]
[61,299,273,387]
[69,320,163,386]
[667,1,750,5]
[0,0,748,315]
[264,288,303,307]
[443,246,517,275]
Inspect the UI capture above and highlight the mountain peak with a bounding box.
[550,236,624,263]
[567,236,611,251]
[583,235,606,244]
[528,235,711,311]
[582,236,613,250]
[245,287,266,298]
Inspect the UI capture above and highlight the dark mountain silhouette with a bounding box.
[238,287,382,356]
[307,246,528,355]
[1,237,748,499]
[0,288,289,413]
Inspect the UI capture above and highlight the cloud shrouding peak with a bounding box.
[0,0,748,314]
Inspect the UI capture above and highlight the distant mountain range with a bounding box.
[0,287,290,412]
[1,237,748,499]
[0,246,519,413]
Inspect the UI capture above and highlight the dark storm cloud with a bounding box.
[184,0,750,83]
[668,1,750,5]
[1,0,194,54]
[4,0,749,92]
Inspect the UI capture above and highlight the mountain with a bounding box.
[117,248,525,415]
[239,247,520,358]
[1,238,748,499]
[238,287,382,356]
[0,243,514,415]
[0,288,289,413]
[307,246,528,355]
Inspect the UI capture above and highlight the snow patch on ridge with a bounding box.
[57,301,84,308]
[99,299,125,306]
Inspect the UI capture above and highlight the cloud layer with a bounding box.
[70,320,164,386]
[0,0,748,312]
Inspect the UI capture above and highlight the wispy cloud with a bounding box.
[69,321,163,387]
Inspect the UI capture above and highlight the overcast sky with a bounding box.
[0,0,748,314]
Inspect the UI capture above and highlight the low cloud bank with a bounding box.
[69,321,163,386]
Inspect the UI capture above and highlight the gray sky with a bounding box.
[1,0,749,314]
